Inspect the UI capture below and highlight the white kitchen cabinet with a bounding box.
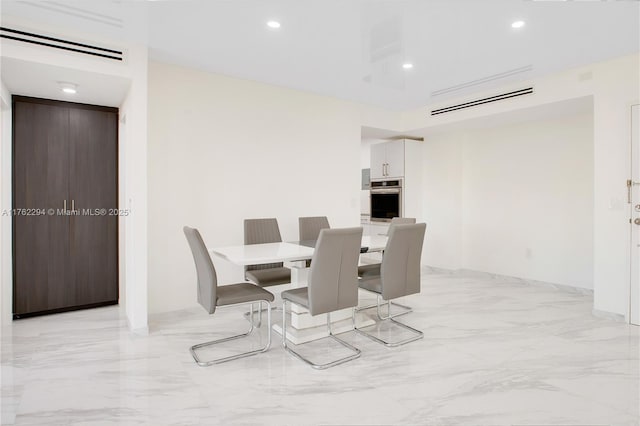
[370,142,387,179]
[367,138,423,222]
[385,140,405,178]
[370,140,405,179]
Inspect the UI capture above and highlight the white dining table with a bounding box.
[211,235,387,265]
[210,234,387,344]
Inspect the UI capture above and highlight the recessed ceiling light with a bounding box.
[511,20,525,29]
[402,63,414,70]
[267,21,281,29]
[58,82,77,94]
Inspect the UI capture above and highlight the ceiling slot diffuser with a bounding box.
[19,0,124,28]
[0,27,123,61]
[430,87,534,116]
[431,65,533,98]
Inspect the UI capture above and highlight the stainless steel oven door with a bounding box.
[370,187,402,222]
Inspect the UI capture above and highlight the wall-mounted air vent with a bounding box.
[430,87,534,116]
[0,27,123,61]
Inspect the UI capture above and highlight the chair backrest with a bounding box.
[244,218,283,271]
[183,226,218,314]
[307,227,363,316]
[298,216,330,241]
[381,223,426,300]
[390,217,416,225]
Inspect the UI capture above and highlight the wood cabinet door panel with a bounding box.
[13,101,71,314]
[13,98,118,317]
[69,108,118,306]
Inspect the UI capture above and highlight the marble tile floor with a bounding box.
[1,269,639,425]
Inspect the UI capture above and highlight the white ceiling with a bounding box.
[1,0,638,111]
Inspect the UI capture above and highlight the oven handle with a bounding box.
[371,188,401,194]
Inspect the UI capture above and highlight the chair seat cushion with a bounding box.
[358,275,382,294]
[281,287,309,309]
[358,263,381,278]
[217,283,275,306]
[245,267,291,287]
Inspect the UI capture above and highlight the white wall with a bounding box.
[423,113,594,288]
[422,133,464,271]
[407,53,639,317]
[0,80,11,325]
[119,44,149,333]
[591,56,639,316]
[147,61,384,313]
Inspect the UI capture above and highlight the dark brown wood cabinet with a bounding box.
[12,96,118,318]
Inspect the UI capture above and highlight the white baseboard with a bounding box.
[422,265,634,324]
[591,308,626,323]
[423,265,594,295]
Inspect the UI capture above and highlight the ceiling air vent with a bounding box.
[0,27,123,61]
[431,65,533,98]
[430,87,534,116]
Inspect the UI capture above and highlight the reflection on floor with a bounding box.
[2,269,639,425]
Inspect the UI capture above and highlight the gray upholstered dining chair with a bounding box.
[360,218,416,268]
[357,217,417,316]
[183,226,274,366]
[244,218,291,287]
[299,216,330,267]
[298,216,330,241]
[390,217,417,226]
[355,222,426,347]
[281,227,363,369]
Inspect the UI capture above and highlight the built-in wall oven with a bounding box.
[370,179,402,222]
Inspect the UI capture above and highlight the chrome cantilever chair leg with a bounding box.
[190,300,272,366]
[247,303,258,327]
[281,301,361,370]
[356,293,412,318]
[246,301,282,328]
[242,302,263,328]
[355,299,423,347]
